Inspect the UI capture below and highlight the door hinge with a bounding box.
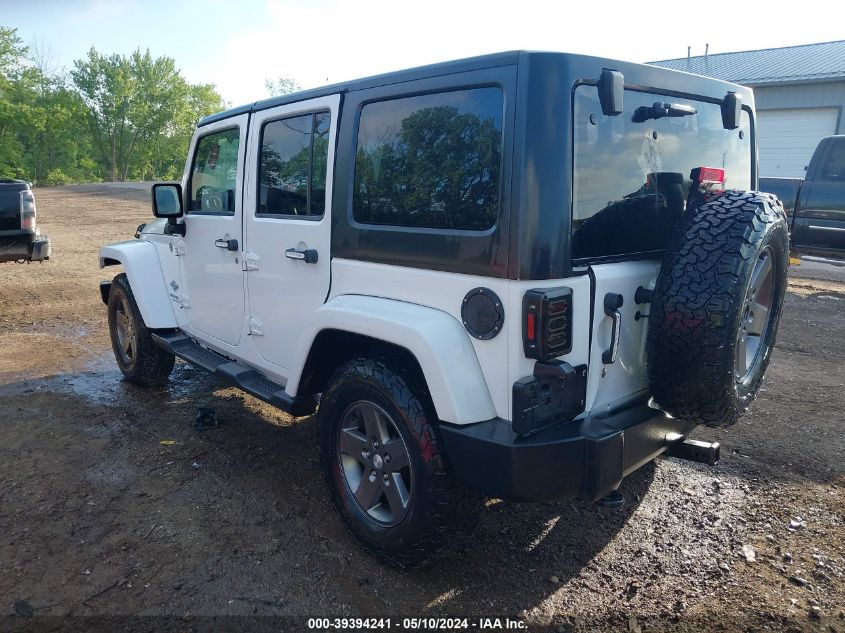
[173,239,187,256]
[169,291,190,308]
[248,317,264,336]
[242,251,260,271]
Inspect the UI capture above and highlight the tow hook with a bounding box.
[666,439,721,466]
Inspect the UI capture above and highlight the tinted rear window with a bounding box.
[572,86,752,260]
[353,87,503,231]
[820,140,845,182]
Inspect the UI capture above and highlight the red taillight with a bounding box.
[523,287,573,360]
[20,190,36,230]
[691,166,725,185]
[548,299,568,314]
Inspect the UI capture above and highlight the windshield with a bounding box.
[572,86,751,261]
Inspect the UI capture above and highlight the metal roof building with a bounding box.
[651,41,845,178]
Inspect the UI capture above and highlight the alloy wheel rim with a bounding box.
[337,401,412,526]
[735,246,775,383]
[115,297,138,364]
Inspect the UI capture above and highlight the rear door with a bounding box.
[243,95,339,372]
[794,138,845,254]
[571,84,752,411]
[180,115,248,347]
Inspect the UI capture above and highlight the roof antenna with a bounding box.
[705,43,709,60]
[687,46,691,60]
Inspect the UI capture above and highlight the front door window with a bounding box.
[190,128,240,214]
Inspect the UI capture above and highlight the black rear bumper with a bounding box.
[439,399,695,502]
[0,231,51,263]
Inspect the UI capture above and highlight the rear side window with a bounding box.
[353,87,503,231]
[190,127,240,214]
[820,141,845,182]
[258,111,331,217]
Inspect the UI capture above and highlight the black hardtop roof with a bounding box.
[198,50,753,127]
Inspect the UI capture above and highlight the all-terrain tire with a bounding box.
[107,273,175,386]
[319,357,484,568]
[647,191,789,428]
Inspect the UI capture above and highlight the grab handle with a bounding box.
[602,293,624,365]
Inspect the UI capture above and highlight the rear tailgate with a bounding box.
[759,177,801,215]
[586,261,659,413]
[0,189,21,231]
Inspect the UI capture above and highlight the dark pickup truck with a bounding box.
[0,179,51,263]
[761,135,845,260]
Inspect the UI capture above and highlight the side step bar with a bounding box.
[666,439,720,466]
[151,332,318,417]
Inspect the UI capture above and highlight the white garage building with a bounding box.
[651,40,845,178]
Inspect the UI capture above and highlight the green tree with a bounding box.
[0,27,30,176]
[0,27,100,182]
[72,47,224,182]
[137,82,224,180]
[1,27,225,184]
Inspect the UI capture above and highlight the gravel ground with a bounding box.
[0,184,843,631]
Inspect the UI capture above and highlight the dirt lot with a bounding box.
[1,184,843,630]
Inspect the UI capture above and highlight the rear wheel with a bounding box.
[107,273,175,386]
[319,357,483,568]
[647,191,789,427]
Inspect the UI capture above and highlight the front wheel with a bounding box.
[107,273,175,386]
[319,358,482,568]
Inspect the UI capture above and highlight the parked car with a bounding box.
[761,135,845,260]
[0,179,51,263]
[99,51,789,567]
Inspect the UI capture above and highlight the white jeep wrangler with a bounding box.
[99,52,789,567]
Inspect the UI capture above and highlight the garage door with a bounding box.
[757,108,839,178]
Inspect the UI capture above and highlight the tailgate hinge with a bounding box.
[242,251,260,271]
[248,317,264,336]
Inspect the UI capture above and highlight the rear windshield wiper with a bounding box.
[632,102,697,123]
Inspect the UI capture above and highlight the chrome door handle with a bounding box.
[285,248,318,264]
[602,292,623,364]
[215,238,238,251]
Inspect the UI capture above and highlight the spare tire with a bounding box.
[647,190,789,428]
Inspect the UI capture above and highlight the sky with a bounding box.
[3,0,844,108]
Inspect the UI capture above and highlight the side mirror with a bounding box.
[152,183,184,219]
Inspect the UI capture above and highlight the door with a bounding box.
[796,137,845,253]
[757,108,838,178]
[243,95,340,371]
[181,114,249,347]
[585,262,659,413]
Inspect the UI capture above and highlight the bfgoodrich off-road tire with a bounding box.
[107,273,175,387]
[319,358,483,568]
[647,191,789,428]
